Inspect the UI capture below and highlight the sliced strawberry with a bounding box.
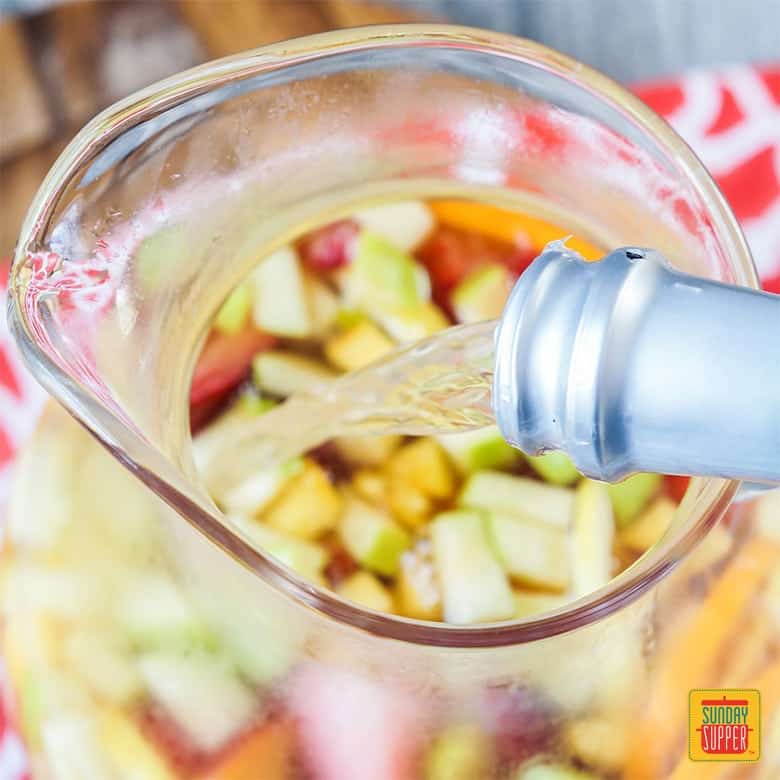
[664,475,690,504]
[480,685,556,767]
[190,327,275,407]
[290,664,425,780]
[298,220,358,270]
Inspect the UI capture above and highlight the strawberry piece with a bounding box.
[480,685,556,767]
[290,664,424,780]
[664,475,690,504]
[190,327,275,407]
[298,220,358,270]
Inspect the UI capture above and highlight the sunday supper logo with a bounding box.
[689,690,760,762]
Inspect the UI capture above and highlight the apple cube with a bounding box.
[338,571,396,613]
[117,573,213,653]
[488,513,570,591]
[459,471,574,528]
[566,717,627,774]
[451,263,513,323]
[228,514,328,583]
[571,480,615,597]
[264,460,343,540]
[373,301,450,342]
[252,350,334,398]
[214,283,252,335]
[338,496,410,576]
[221,458,303,517]
[63,629,142,706]
[431,511,516,625]
[346,230,430,310]
[138,652,258,754]
[325,320,395,371]
[252,246,313,337]
[525,451,579,486]
[618,496,675,553]
[353,201,434,251]
[437,426,519,473]
[607,472,662,529]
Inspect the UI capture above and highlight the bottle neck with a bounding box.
[493,243,780,488]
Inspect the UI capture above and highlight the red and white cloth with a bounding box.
[0,64,778,777]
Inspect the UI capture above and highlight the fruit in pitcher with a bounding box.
[437,426,519,473]
[353,201,434,252]
[347,230,431,309]
[251,350,334,397]
[524,451,579,486]
[431,511,516,624]
[424,723,493,780]
[607,472,662,528]
[251,246,314,337]
[338,571,396,613]
[214,284,252,335]
[452,263,513,323]
[459,471,574,528]
[264,460,343,540]
[325,320,395,371]
[619,495,676,553]
[571,480,615,597]
[338,495,411,576]
[488,513,570,591]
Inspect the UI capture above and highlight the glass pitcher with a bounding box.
[4,24,778,780]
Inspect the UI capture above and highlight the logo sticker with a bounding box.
[689,689,760,762]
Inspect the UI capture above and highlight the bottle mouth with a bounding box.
[8,24,754,647]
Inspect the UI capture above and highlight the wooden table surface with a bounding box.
[0,0,428,258]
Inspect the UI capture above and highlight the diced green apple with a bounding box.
[220,457,303,517]
[488,513,570,590]
[252,350,334,397]
[514,763,595,780]
[214,283,252,335]
[252,246,313,337]
[338,496,410,576]
[571,480,615,597]
[5,564,101,620]
[459,471,574,528]
[437,426,518,473]
[117,573,213,652]
[525,451,580,486]
[228,514,328,583]
[451,263,513,323]
[63,629,142,706]
[607,472,662,529]
[338,571,395,613]
[346,230,431,309]
[431,510,516,625]
[138,652,258,754]
[372,301,449,342]
[135,223,188,291]
[424,723,492,780]
[353,201,434,252]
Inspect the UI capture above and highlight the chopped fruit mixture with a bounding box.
[192,199,676,627]
[9,199,767,780]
